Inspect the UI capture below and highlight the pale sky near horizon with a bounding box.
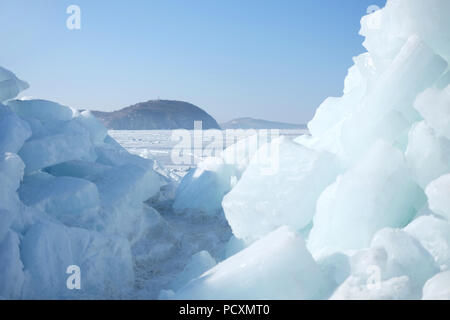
[0,0,386,124]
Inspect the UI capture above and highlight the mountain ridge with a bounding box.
[91,100,221,130]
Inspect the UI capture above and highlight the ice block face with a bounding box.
[426,174,450,222]
[406,121,450,188]
[331,227,438,300]
[223,137,340,244]
[338,36,447,165]
[20,221,134,299]
[0,105,31,155]
[168,251,217,291]
[423,271,450,300]
[173,226,332,300]
[308,141,425,254]
[0,67,29,102]
[405,215,450,271]
[173,157,238,216]
[0,231,25,299]
[414,86,450,140]
[0,0,450,300]
[18,173,101,229]
[7,99,74,122]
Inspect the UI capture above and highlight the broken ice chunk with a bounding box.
[173,226,332,300]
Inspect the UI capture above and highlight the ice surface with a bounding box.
[88,163,161,239]
[0,153,24,214]
[220,133,261,176]
[426,174,450,221]
[0,67,29,102]
[422,271,450,300]
[370,228,439,291]
[308,141,424,254]
[223,137,340,243]
[405,121,450,188]
[44,160,112,180]
[331,228,438,299]
[0,209,14,243]
[317,252,351,287]
[19,173,100,229]
[18,122,96,174]
[338,36,447,164]
[168,251,216,291]
[72,110,108,146]
[173,157,237,216]
[7,99,74,122]
[172,226,331,300]
[414,86,450,140]
[331,275,414,300]
[405,215,450,271]
[21,221,134,299]
[0,231,25,299]
[0,105,31,155]
[131,205,179,264]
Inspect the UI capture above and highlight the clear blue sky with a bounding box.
[0,0,386,124]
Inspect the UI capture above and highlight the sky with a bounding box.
[0,0,386,124]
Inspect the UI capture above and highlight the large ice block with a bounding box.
[173,157,237,216]
[308,141,425,253]
[0,105,31,155]
[223,137,339,243]
[426,174,450,221]
[405,215,450,271]
[422,271,450,300]
[0,67,29,102]
[18,173,100,229]
[7,99,74,122]
[405,121,450,188]
[20,221,134,299]
[173,226,331,300]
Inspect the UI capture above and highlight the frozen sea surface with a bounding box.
[109,129,308,172]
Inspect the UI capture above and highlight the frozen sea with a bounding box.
[109,129,308,173]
